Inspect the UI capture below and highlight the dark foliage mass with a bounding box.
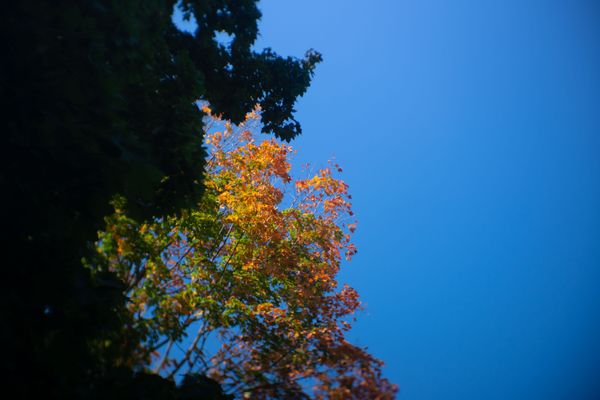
[0,1,319,397]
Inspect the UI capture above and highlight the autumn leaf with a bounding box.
[96,108,397,399]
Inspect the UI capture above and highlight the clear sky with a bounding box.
[176,1,600,398]
[251,1,600,399]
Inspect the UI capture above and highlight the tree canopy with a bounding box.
[95,108,398,399]
[2,1,320,397]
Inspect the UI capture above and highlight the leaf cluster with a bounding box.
[97,110,397,399]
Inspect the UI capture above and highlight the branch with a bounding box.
[166,321,208,379]
[153,339,174,373]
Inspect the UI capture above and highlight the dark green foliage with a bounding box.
[1,0,319,397]
[178,375,234,400]
[82,370,232,400]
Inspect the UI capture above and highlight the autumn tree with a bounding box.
[1,1,319,396]
[96,108,398,399]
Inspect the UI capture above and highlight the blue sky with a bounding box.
[252,1,600,399]
[178,1,600,398]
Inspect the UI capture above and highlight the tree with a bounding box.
[96,108,398,399]
[1,1,319,396]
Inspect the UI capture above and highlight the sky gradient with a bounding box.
[251,1,600,399]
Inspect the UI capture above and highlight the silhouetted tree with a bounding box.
[0,1,319,397]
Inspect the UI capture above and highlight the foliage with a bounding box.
[96,109,398,399]
[1,1,319,397]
